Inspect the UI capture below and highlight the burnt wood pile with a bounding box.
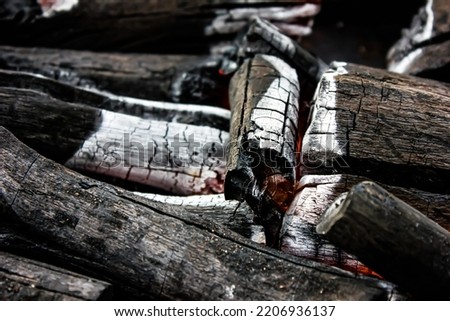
[0,0,449,300]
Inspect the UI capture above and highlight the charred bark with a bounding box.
[0,126,404,300]
[132,193,262,242]
[280,174,450,276]
[0,251,112,300]
[0,70,229,195]
[302,62,450,194]
[0,46,231,106]
[387,0,450,83]
[317,181,450,300]
[0,1,320,53]
[226,54,301,246]
[0,69,231,130]
[226,17,327,85]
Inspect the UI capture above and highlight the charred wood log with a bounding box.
[132,193,263,242]
[0,70,229,195]
[302,62,450,194]
[0,46,231,106]
[225,54,301,246]
[0,1,320,53]
[387,0,450,82]
[0,251,112,300]
[0,192,263,299]
[0,69,231,130]
[224,17,327,86]
[0,126,404,300]
[317,181,450,300]
[280,174,450,276]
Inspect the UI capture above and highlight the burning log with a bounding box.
[0,251,112,300]
[225,54,301,246]
[0,70,229,195]
[280,174,450,276]
[302,62,450,194]
[0,126,404,300]
[387,0,450,82]
[317,181,450,300]
[0,0,320,52]
[0,46,230,106]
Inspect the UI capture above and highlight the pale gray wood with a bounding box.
[0,126,405,300]
[317,181,450,300]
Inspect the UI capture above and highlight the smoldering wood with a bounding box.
[0,69,231,131]
[387,0,450,82]
[226,54,300,246]
[0,1,320,53]
[0,46,231,107]
[302,62,450,194]
[316,181,450,300]
[0,127,404,300]
[0,251,113,300]
[280,174,450,276]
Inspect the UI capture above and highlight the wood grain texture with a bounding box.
[280,174,450,276]
[133,193,263,242]
[0,126,405,300]
[302,62,450,193]
[0,46,231,106]
[317,181,450,300]
[0,71,229,195]
[226,54,300,246]
[0,251,112,300]
[0,69,231,131]
[226,54,300,192]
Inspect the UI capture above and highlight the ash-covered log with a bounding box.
[0,126,404,300]
[0,70,229,195]
[0,251,112,300]
[387,0,450,82]
[302,62,450,194]
[280,174,450,276]
[317,181,450,300]
[133,193,263,242]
